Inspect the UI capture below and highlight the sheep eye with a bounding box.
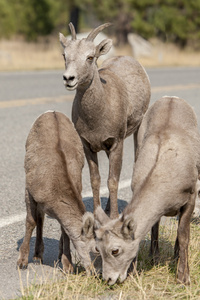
[112,249,119,256]
[87,56,94,61]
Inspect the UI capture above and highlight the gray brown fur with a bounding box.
[17,111,96,272]
[59,23,151,219]
[92,96,200,285]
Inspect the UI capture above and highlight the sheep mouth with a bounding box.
[65,82,78,91]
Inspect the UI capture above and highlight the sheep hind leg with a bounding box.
[33,207,44,265]
[17,189,37,269]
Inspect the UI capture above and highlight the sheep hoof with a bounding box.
[33,257,43,265]
[16,262,28,270]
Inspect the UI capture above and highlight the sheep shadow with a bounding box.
[191,217,200,225]
[136,236,176,274]
[132,218,180,278]
[83,196,128,214]
[17,236,60,268]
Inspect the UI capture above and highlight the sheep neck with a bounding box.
[75,68,106,115]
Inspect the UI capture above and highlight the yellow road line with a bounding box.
[0,83,200,109]
[0,94,73,109]
[151,83,200,93]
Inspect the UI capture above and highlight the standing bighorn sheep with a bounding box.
[90,96,200,285]
[59,23,151,219]
[17,111,96,273]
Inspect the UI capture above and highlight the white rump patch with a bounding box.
[163,95,179,99]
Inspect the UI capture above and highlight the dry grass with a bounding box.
[0,36,200,72]
[17,220,200,300]
[115,38,200,68]
[138,38,200,68]
[0,37,64,71]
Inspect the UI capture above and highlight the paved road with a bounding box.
[0,67,200,299]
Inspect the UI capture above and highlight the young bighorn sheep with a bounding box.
[59,23,151,219]
[90,96,200,285]
[17,111,96,273]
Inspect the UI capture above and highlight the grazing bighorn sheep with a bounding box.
[59,23,151,219]
[17,111,96,273]
[90,96,200,285]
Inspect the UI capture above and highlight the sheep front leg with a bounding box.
[84,146,101,212]
[107,140,123,219]
[175,196,195,285]
[134,128,138,161]
[150,220,160,264]
[59,227,73,273]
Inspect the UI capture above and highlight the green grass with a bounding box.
[17,220,200,300]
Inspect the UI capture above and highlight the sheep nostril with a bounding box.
[63,75,75,82]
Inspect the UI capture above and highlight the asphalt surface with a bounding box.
[0,66,200,299]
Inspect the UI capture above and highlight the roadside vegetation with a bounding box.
[1,0,200,48]
[1,36,200,72]
[0,1,200,72]
[16,219,200,300]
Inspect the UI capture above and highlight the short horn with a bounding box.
[69,22,77,40]
[86,23,112,41]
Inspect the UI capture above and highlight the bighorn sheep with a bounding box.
[17,111,96,273]
[59,23,151,219]
[90,96,200,285]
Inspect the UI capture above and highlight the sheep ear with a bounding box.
[82,212,95,238]
[121,217,135,240]
[59,32,67,48]
[94,206,110,226]
[95,39,112,58]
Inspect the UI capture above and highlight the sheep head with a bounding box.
[59,23,112,90]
